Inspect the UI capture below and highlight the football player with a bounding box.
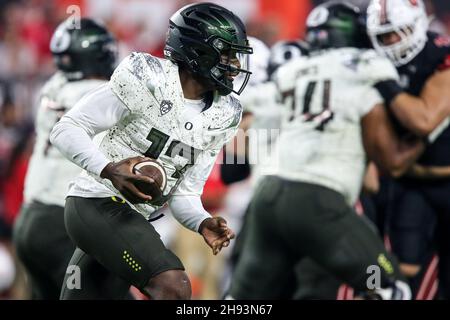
[247,39,310,185]
[221,39,309,298]
[220,36,271,186]
[50,3,252,299]
[13,18,117,299]
[227,39,309,254]
[367,0,450,298]
[228,1,431,300]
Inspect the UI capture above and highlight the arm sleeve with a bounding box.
[168,195,212,233]
[50,83,129,176]
[358,87,384,117]
[169,99,241,232]
[168,148,221,232]
[361,50,400,84]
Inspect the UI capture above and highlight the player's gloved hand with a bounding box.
[199,216,235,255]
[100,156,155,203]
[373,79,404,107]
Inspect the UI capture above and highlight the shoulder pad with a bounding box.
[358,49,399,83]
[224,95,243,129]
[274,57,308,92]
[40,72,68,99]
[211,95,243,131]
[110,52,168,110]
[428,33,450,71]
[124,52,165,81]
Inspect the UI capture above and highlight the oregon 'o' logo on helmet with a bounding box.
[50,28,71,53]
[307,6,329,28]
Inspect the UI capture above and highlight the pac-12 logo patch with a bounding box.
[160,100,173,116]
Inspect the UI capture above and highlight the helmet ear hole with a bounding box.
[59,54,72,67]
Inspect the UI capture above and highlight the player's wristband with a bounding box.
[374,80,403,107]
[428,117,450,144]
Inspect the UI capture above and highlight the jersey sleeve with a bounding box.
[168,194,211,233]
[354,51,396,116]
[239,85,259,114]
[169,137,228,233]
[50,84,129,176]
[360,50,400,84]
[240,82,278,114]
[357,86,384,117]
[273,59,300,93]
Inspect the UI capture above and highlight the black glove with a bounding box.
[374,79,403,107]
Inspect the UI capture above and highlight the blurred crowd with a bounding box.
[1,0,450,299]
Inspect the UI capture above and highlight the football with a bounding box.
[132,160,167,203]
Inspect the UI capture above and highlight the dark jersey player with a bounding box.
[368,0,450,299]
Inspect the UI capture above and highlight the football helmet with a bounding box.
[164,2,253,96]
[50,18,117,80]
[306,1,370,51]
[267,40,309,79]
[367,0,429,66]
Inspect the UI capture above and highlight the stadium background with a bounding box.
[0,0,449,299]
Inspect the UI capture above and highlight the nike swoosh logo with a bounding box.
[208,113,238,131]
[207,125,225,131]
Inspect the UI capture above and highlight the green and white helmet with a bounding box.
[306,1,370,52]
[164,2,253,96]
[50,18,117,80]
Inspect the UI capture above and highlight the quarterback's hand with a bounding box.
[100,156,155,203]
[199,216,235,255]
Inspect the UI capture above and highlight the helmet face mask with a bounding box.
[373,26,416,65]
[367,0,429,67]
[164,3,253,96]
[210,38,252,95]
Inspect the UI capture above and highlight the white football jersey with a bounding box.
[68,53,242,220]
[24,72,106,206]
[240,81,281,186]
[273,48,398,205]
